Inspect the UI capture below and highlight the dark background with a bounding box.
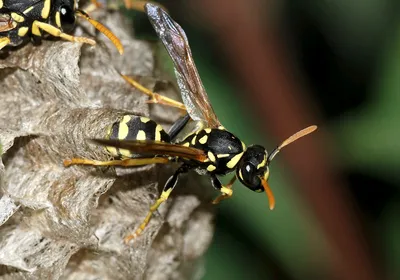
[131,0,400,279]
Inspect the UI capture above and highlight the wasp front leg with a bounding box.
[211,174,236,204]
[0,37,11,50]
[122,75,186,111]
[31,21,96,46]
[124,164,190,243]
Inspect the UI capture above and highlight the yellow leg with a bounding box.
[212,176,236,204]
[124,187,172,243]
[122,75,187,111]
[124,164,189,243]
[63,157,169,167]
[0,37,10,50]
[32,21,96,45]
[123,1,168,12]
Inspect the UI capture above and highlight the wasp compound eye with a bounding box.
[59,5,76,32]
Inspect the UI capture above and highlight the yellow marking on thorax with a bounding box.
[11,13,25,23]
[204,128,211,133]
[241,141,246,151]
[0,0,3,9]
[140,117,150,123]
[18,27,29,37]
[23,6,34,14]
[218,126,225,130]
[118,115,131,139]
[226,152,244,169]
[207,152,216,163]
[55,12,61,28]
[217,154,230,158]
[155,125,163,141]
[182,142,190,147]
[198,135,208,144]
[41,0,51,19]
[136,130,146,141]
[207,165,216,172]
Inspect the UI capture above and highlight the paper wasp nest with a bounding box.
[0,11,214,280]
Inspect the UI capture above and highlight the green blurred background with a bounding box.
[129,0,400,279]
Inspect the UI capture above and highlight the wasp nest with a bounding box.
[0,10,214,280]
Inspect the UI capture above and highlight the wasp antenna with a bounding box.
[268,125,317,162]
[76,10,124,55]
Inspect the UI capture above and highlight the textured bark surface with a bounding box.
[0,10,214,280]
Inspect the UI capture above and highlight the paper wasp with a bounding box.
[64,3,317,243]
[0,0,123,54]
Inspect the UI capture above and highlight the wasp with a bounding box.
[0,0,123,54]
[64,3,317,243]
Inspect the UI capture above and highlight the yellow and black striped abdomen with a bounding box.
[106,115,170,158]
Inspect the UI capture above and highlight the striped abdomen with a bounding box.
[106,115,170,158]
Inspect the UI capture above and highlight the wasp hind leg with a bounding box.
[122,75,186,111]
[211,175,236,204]
[124,164,190,243]
[63,157,170,167]
[0,37,11,50]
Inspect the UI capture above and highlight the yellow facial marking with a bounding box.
[257,154,267,169]
[41,0,51,19]
[199,135,208,144]
[207,165,216,172]
[140,117,150,123]
[136,130,146,141]
[182,142,190,147]
[204,128,211,133]
[155,125,163,141]
[18,27,29,37]
[11,13,25,23]
[23,6,34,14]
[226,152,244,169]
[55,12,61,28]
[118,115,131,139]
[0,0,3,9]
[191,135,197,145]
[238,169,243,180]
[217,154,230,158]
[207,152,216,162]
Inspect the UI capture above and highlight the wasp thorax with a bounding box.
[236,145,269,192]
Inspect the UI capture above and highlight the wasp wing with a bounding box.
[145,3,221,128]
[91,139,208,162]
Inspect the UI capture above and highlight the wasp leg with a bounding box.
[121,75,186,111]
[123,1,168,12]
[210,174,236,204]
[0,37,10,50]
[125,164,190,243]
[64,157,170,167]
[32,21,96,46]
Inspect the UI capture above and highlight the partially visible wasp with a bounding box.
[64,4,317,243]
[0,0,123,54]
